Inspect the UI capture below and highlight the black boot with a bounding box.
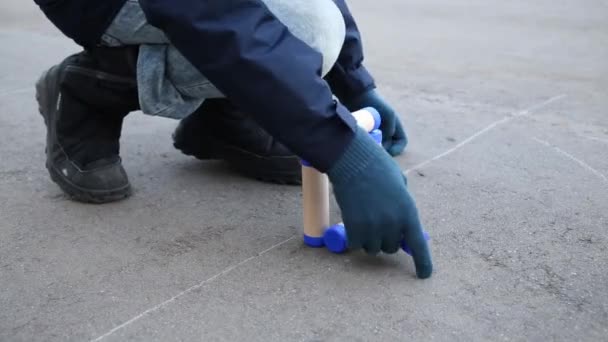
[35,47,139,203]
[172,99,302,185]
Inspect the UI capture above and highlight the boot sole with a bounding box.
[174,136,302,185]
[36,67,132,204]
[47,164,132,204]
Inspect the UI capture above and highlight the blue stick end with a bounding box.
[323,224,348,254]
[363,107,382,131]
[303,234,325,248]
[370,129,383,145]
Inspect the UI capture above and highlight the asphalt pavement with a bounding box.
[1,0,607,341]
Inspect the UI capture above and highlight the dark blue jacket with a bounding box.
[34,0,375,172]
[325,0,376,103]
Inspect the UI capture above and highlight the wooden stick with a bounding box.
[301,165,330,247]
[300,108,379,247]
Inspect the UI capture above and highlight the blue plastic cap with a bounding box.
[363,107,382,131]
[323,224,348,253]
[300,159,312,167]
[370,129,383,145]
[303,234,325,248]
[401,231,431,256]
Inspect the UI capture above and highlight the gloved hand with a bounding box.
[342,88,408,156]
[327,127,432,278]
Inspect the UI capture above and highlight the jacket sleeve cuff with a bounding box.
[326,126,381,185]
[302,102,357,173]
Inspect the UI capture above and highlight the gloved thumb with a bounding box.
[387,121,408,156]
[381,116,397,151]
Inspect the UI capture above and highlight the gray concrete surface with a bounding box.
[1,0,607,341]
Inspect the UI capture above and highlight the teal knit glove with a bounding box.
[327,127,432,278]
[343,89,408,156]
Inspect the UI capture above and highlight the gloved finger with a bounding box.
[398,180,433,278]
[382,140,393,152]
[387,120,408,156]
[346,228,363,251]
[380,116,397,150]
[362,238,382,256]
[404,235,433,279]
[381,230,402,254]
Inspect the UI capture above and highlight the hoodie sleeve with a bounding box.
[139,0,357,172]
